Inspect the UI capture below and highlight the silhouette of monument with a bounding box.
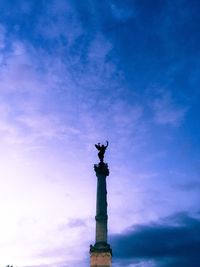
[90,141,112,267]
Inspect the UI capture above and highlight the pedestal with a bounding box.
[90,252,112,267]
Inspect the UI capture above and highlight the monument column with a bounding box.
[90,142,112,267]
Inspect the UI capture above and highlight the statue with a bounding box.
[95,141,109,163]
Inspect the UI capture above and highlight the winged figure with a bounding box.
[95,141,109,163]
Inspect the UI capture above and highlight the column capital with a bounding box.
[94,163,109,177]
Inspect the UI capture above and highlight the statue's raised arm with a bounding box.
[95,141,109,164]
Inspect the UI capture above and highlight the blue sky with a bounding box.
[0,0,200,266]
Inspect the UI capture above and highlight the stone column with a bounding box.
[90,163,112,267]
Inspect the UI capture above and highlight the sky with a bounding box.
[0,0,200,266]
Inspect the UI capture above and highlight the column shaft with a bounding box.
[96,175,108,243]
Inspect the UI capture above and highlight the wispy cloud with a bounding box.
[109,1,135,21]
[151,91,188,126]
[36,0,83,47]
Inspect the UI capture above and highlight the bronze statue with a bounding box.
[95,141,109,163]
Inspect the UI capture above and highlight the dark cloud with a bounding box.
[110,212,200,267]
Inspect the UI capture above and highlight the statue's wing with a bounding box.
[95,144,100,150]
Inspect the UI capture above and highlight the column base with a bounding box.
[90,251,112,267]
[90,242,112,267]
